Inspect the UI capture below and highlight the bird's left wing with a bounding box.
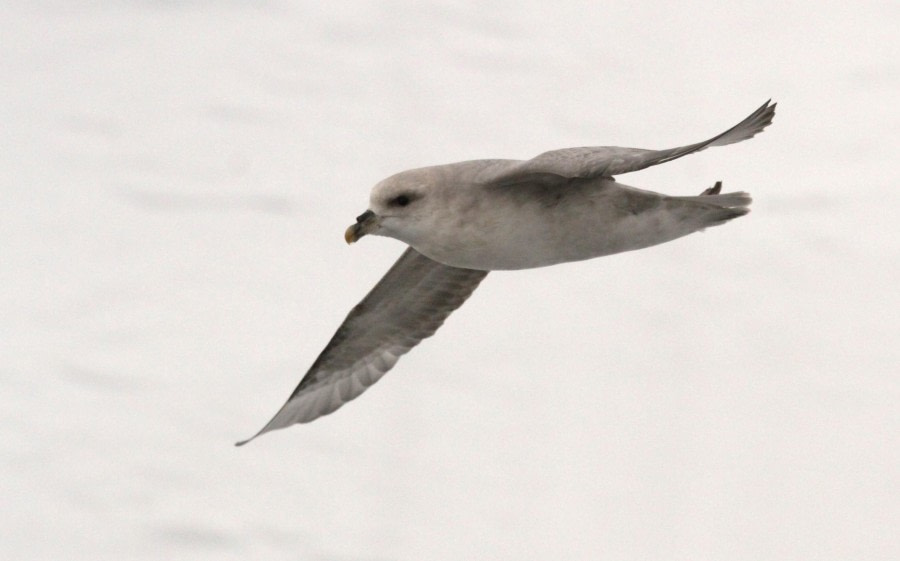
[488,100,775,185]
[236,247,488,445]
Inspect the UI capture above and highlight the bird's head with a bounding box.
[345,167,438,246]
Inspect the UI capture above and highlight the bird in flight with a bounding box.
[237,100,776,445]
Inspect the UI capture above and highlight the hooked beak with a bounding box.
[344,210,379,244]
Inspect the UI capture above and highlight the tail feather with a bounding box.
[704,204,750,226]
[676,181,752,227]
[679,192,752,209]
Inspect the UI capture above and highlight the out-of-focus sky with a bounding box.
[2,2,897,560]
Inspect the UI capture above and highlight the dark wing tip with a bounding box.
[738,99,777,138]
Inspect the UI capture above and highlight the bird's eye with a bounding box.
[390,194,412,207]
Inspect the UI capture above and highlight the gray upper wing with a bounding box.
[488,100,775,185]
[237,247,488,445]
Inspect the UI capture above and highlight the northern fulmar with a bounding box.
[237,100,776,445]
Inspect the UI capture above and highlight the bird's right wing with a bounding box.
[488,100,775,185]
[237,247,488,445]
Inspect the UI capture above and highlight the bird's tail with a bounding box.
[675,181,752,226]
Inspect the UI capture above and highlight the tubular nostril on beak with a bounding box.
[356,210,375,223]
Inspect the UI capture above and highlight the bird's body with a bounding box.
[238,100,775,445]
[379,163,749,270]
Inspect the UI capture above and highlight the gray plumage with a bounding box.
[238,100,774,445]
[236,249,486,445]
[490,100,774,183]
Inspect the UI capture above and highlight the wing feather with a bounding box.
[489,100,775,185]
[236,247,488,445]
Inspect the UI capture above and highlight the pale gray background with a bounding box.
[2,2,897,560]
